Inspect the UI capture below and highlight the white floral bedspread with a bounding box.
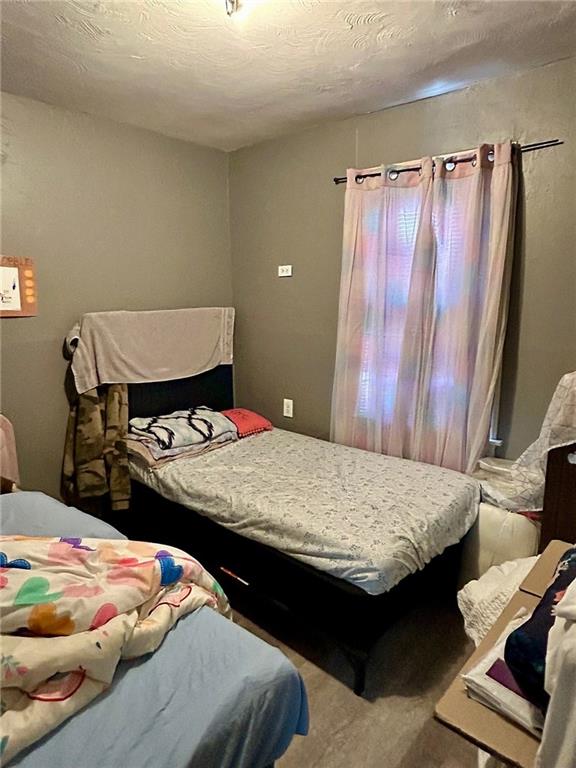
[130,429,480,595]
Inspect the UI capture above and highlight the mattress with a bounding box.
[130,428,480,596]
[11,606,308,768]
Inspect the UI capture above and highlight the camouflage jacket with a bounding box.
[61,383,130,513]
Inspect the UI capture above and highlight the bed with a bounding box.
[113,364,481,695]
[63,309,575,695]
[1,490,309,768]
[130,426,479,596]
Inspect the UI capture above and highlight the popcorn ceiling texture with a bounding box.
[2,0,576,150]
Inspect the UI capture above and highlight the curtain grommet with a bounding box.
[355,174,365,184]
[388,169,399,181]
[444,160,456,172]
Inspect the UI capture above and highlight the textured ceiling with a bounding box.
[2,0,576,151]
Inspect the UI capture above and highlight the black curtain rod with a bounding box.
[332,139,564,185]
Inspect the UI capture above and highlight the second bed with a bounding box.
[121,367,481,694]
[130,427,479,597]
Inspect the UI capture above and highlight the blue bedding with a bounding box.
[0,491,127,539]
[1,493,308,768]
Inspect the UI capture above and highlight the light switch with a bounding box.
[278,265,293,277]
[283,398,294,418]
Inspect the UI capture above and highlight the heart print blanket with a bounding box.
[0,535,230,763]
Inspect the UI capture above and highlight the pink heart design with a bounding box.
[63,584,104,599]
[90,603,118,629]
[106,561,154,589]
[149,585,192,615]
[47,542,91,565]
[28,670,86,701]
[181,561,201,580]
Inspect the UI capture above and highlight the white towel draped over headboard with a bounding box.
[70,307,235,394]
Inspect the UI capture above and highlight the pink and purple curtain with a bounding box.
[331,142,517,474]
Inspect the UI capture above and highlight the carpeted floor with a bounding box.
[236,594,478,768]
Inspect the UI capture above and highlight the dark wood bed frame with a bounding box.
[539,441,576,552]
[107,365,576,696]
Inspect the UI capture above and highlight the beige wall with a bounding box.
[230,58,576,460]
[1,93,231,496]
[2,59,575,498]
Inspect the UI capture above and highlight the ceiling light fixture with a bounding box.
[225,0,239,16]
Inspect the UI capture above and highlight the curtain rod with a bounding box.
[332,139,564,185]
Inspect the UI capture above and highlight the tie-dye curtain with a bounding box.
[331,142,517,474]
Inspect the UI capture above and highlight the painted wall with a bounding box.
[1,93,231,496]
[230,57,576,459]
[2,58,575,497]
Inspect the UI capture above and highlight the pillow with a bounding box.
[0,491,126,539]
[221,408,273,438]
[129,406,237,454]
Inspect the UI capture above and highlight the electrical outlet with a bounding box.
[278,265,293,277]
[283,398,294,418]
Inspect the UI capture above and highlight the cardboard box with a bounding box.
[435,540,572,767]
[519,540,572,598]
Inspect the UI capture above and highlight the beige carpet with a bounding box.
[236,594,478,768]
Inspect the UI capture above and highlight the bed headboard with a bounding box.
[127,365,234,418]
[539,441,576,551]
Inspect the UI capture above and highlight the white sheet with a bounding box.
[537,575,576,767]
[462,612,544,737]
[130,429,479,595]
[458,556,538,647]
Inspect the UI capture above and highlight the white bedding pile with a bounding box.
[130,428,479,595]
[458,559,538,768]
[462,612,544,736]
[458,556,538,647]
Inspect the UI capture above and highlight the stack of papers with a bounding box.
[462,614,544,738]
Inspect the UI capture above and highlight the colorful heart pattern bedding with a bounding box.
[0,535,230,763]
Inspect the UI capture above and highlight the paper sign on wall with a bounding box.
[0,256,38,317]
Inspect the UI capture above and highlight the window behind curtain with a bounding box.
[357,187,423,422]
[357,175,488,430]
[332,144,515,473]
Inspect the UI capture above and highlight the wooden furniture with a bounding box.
[435,540,572,767]
[539,442,576,551]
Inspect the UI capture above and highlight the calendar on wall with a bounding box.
[0,255,38,317]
